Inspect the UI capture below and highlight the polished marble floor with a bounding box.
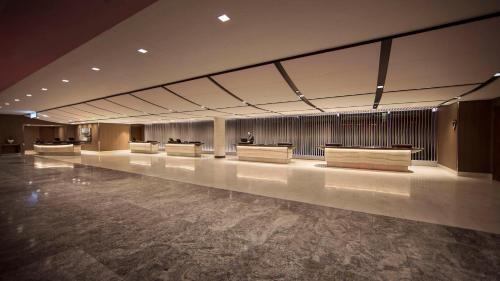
[1,155,499,280]
[39,151,500,234]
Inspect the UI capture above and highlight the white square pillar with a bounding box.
[213,117,225,158]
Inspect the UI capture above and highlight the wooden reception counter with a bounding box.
[130,141,159,154]
[34,144,82,156]
[323,146,422,172]
[165,143,202,157]
[237,144,294,164]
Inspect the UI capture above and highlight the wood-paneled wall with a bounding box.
[437,103,458,170]
[99,123,130,151]
[77,123,130,151]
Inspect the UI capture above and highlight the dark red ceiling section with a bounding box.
[0,0,158,92]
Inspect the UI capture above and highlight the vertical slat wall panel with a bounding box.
[226,108,436,161]
[145,121,213,151]
[144,109,437,160]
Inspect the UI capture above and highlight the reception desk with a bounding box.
[165,143,202,157]
[323,146,422,172]
[130,142,159,154]
[34,144,81,156]
[237,144,294,164]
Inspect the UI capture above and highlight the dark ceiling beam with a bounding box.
[129,93,173,112]
[207,77,280,114]
[67,106,107,117]
[104,98,145,114]
[274,62,324,112]
[373,39,392,109]
[36,12,500,115]
[438,76,499,106]
[56,108,89,119]
[84,102,125,116]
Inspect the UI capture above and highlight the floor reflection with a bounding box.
[37,151,500,233]
[324,169,411,196]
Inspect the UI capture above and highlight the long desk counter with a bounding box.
[130,142,159,154]
[237,144,294,164]
[165,143,202,157]
[322,146,422,172]
[34,144,82,156]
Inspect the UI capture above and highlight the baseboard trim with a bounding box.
[411,160,437,166]
[437,164,458,175]
[457,171,493,179]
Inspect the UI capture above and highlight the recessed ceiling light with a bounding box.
[26,94,32,97]
[5,102,10,106]
[299,94,304,98]
[218,14,230,22]
[377,85,384,89]
[495,72,500,77]
[41,88,48,91]
[137,48,148,54]
[62,79,69,83]
[91,67,101,71]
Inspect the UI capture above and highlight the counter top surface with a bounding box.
[237,144,294,148]
[319,146,423,153]
[34,143,82,146]
[166,142,204,146]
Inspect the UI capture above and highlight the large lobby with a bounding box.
[1,1,500,280]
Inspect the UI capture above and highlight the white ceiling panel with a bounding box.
[158,112,199,119]
[259,101,313,112]
[183,110,231,117]
[323,106,374,113]
[52,108,92,120]
[311,94,374,109]
[379,101,441,109]
[168,78,242,108]
[386,17,500,91]
[39,110,75,122]
[380,85,476,105]
[245,112,281,118]
[87,99,143,116]
[73,103,123,117]
[212,64,298,104]
[63,106,106,119]
[281,109,322,115]
[108,94,171,114]
[282,43,380,99]
[133,88,201,112]
[217,106,267,115]
[43,109,87,120]
[461,80,500,101]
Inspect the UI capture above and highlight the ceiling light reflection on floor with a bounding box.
[34,159,74,169]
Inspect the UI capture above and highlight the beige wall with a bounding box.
[437,103,458,170]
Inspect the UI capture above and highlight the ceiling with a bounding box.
[0,0,499,124]
[0,0,158,92]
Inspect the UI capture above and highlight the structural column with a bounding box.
[213,117,225,158]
